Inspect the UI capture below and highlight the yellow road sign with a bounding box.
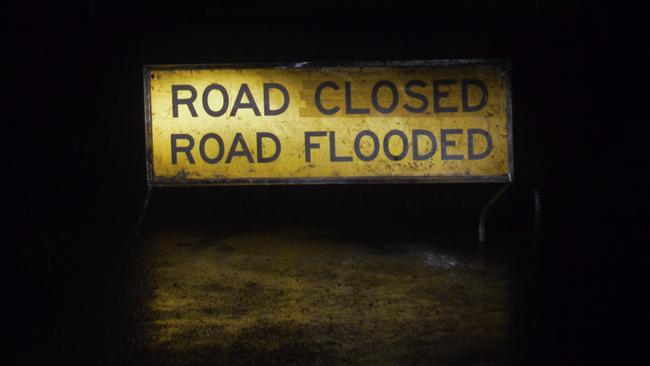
[144,60,512,185]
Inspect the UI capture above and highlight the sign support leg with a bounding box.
[478,182,512,255]
[136,184,153,235]
[533,188,542,234]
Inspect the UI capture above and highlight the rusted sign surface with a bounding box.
[144,60,513,185]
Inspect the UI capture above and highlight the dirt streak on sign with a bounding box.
[144,60,513,185]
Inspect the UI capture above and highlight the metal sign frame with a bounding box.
[143,59,513,186]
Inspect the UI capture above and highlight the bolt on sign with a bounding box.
[143,60,513,185]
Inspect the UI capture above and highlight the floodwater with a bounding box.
[123,227,511,365]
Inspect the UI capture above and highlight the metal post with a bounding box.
[135,184,153,235]
[478,182,512,245]
[532,188,543,255]
[533,188,542,235]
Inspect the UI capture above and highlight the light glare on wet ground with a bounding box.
[139,228,511,365]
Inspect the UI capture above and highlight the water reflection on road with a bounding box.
[137,227,511,365]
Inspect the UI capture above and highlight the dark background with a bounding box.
[6,1,646,365]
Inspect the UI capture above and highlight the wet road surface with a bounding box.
[118,226,512,365]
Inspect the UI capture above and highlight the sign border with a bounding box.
[143,59,513,186]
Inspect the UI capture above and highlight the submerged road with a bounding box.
[123,226,511,365]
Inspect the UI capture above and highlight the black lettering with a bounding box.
[226,133,254,163]
[305,131,327,162]
[412,130,437,160]
[462,79,489,112]
[403,80,429,113]
[264,83,290,116]
[172,85,198,117]
[467,129,493,160]
[441,129,464,160]
[433,79,458,113]
[383,130,409,161]
[230,83,261,116]
[314,81,340,115]
[371,80,399,114]
[257,132,281,163]
[345,81,370,114]
[354,130,380,161]
[199,133,225,164]
[202,84,229,117]
[171,134,195,164]
[329,131,353,162]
